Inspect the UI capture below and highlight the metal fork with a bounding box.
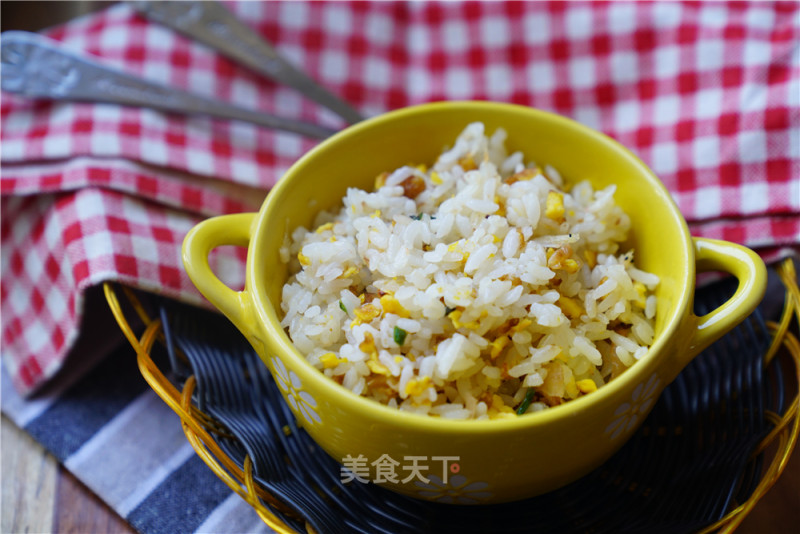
[0,30,340,140]
[129,0,364,125]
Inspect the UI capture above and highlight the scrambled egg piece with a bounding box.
[354,303,381,323]
[320,352,347,369]
[359,332,376,354]
[488,394,516,419]
[380,295,410,318]
[489,336,510,359]
[367,355,391,376]
[404,376,431,397]
[449,310,482,330]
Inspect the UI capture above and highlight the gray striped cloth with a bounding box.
[1,338,276,534]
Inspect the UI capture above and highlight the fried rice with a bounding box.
[279,122,659,420]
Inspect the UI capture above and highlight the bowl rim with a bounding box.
[249,100,694,434]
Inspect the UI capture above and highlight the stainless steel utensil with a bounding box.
[0,30,339,140]
[129,0,364,125]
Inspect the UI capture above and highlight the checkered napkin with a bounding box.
[2,1,799,396]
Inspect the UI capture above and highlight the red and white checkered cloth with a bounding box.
[2,1,799,395]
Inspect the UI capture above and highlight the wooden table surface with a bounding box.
[1,0,123,526]
[0,2,798,533]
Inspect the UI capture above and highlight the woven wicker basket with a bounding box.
[105,259,799,534]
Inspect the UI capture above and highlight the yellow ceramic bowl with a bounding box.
[183,101,766,504]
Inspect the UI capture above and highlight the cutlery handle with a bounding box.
[0,31,338,140]
[130,0,364,125]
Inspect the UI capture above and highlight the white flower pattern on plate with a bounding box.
[413,475,493,504]
[270,356,321,426]
[605,373,661,440]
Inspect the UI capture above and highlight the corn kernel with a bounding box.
[315,222,333,234]
[565,378,579,398]
[458,155,477,171]
[545,191,565,220]
[576,379,598,394]
[633,282,647,308]
[430,171,443,185]
[298,252,311,266]
[584,249,597,269]
[374,171,389,189]
[547,244,579,272]
[505,167,538,185]
[493,195,506,217]
[557,295,583,319]
[511,318,533,332]
[563,258,580,273]
[400,175,426,199]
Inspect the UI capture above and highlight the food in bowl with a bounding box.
[279,122,659,420]
[185,102,766,501]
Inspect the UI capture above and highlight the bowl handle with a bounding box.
[683,237,767,362]
[182,212,256,333]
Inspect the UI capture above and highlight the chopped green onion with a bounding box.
[516,389,536,415]
[393,326,408,346]
[339,300,347,313]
